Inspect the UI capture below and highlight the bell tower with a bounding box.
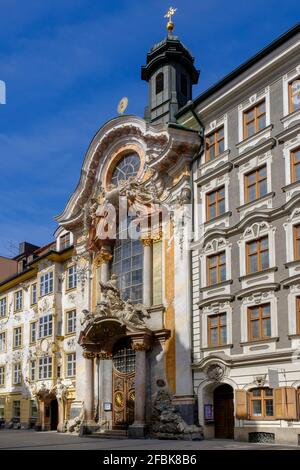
[141,7,199,125]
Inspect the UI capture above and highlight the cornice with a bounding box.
[195,162,233,186]
[198,294,235,309]
[200,192,300,243]
[235,283,280,300]
[232,138,276,167]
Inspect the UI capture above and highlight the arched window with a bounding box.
[156,72,164,94]
[289,78,300,113]
[111,153,140,186]
[249,388,274,419]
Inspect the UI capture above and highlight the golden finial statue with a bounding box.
[164,6,177,33]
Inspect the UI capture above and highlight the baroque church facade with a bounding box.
[1,16,300,444]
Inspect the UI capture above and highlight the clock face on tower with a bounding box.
[111,153,140,186]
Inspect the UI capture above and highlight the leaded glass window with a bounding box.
[111,153,140,186]
[112,238,143,303]
[113,340,136,373]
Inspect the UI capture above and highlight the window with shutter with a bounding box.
[274,387,297,420]
[235,389,249,419]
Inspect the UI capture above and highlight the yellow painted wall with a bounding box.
[164,221,176,393]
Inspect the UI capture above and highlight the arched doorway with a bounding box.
[213,384,234,439]
[112,337,136,429]
[50,399,58,431]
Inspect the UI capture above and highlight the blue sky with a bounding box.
[0,0,298,257]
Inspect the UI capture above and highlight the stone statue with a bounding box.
[151,388,204,441]
[81,274,150,330]
[52,379,68,401]
[63,404,84,434]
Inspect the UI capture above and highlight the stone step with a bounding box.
[90,429,128,439]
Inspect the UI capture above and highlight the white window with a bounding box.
[39,314,53,338]
[60,232,71,251]
[13,363,22,385]
[14,290,23,311]
[0,298,7,317]
[40,272,54,297]
[66,353,76,377]
[66,310,76,334]
[30,322,37,343]
[31,284,37,305]
[0,332,5,352]
[13,327,22,348]
[30,361,36,381]
[67,265,77,290]
[39,356,52,380]
[0,366,5,386]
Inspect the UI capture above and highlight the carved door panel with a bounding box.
[112,340,136,429]
[113,371,135,428]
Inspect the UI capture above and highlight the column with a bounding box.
[99,247,112,300]
[128,339,150,438]
[83,352,95,423]
[142,239,153,307]
[102,357,113,429]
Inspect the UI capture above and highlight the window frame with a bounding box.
[66,265,77,291]
[155,72,164,95]
[289,77,300,114]
[39,314,53,339]
[31,283,37,305]
[30,360,36,381]
[243,100,266,139]
[38,356,52,380]
[13,326,22,349]
[205,126,225,161]
[14,290,23,312]
[290,147,300,184]
[247,303,271,342]
[207,312,227,347]
[246,236,269,274]
[13,363,22,385]
[0,297,7,318]
[30,321,37,344]
[293,223,300,260]
[206,251,226,286]
[0,365,5,387]
[249,387,274,420]
[244,164,268,203]
[39,271,54,297]
[296,297,300,335]
[0,332,6,352]
[12,400,21,419]
[60,232,71,251]
[65,309,76,335]
[206,186,226,222]
[66,353,76,378]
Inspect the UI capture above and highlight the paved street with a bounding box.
[0,430,298,450]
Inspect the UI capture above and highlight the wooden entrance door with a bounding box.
[112,339,135,429]
[50,399,58,431]
[213,384,234,439]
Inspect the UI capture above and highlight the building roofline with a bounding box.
[176,22,300,119]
